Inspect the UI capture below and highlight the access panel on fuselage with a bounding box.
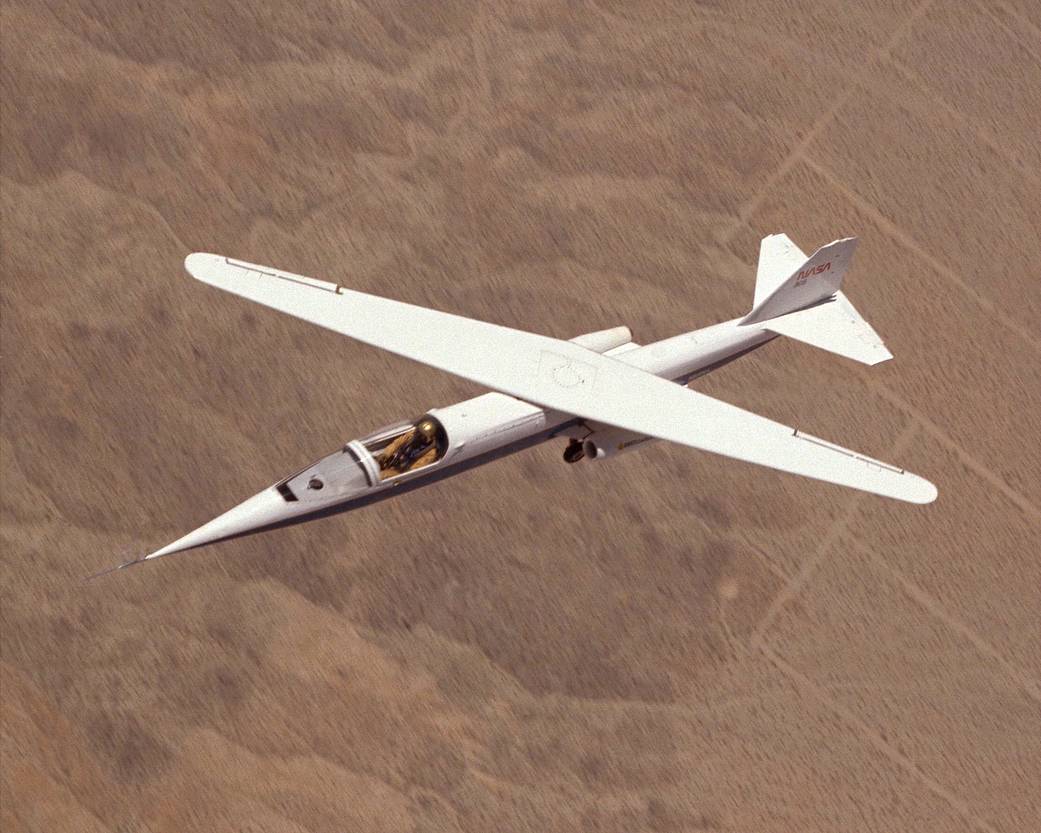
[430,392,553,463]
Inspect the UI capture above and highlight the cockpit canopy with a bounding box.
[275,414,449,504]
[360,415,448,480]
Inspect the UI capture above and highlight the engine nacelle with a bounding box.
[569,325,632,354]
[582,427,654,460]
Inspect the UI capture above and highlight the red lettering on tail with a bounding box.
[794,261,831,286]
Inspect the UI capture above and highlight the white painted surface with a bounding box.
[762,290,893,365]
[430,392,551,462]
[569,325,632,353]
[754,232,808,308]
[184,251,935,504]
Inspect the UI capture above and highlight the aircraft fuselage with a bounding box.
[139,316,776,564]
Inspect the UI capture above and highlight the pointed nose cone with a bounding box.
[144,487,293,562]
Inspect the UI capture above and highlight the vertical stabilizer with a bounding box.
[754,233,808,308]
[743,237,857,325]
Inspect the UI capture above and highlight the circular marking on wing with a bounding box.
[539,350,597,392]
[552,361,587,388]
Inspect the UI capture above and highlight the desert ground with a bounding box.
[3,1,1040,831]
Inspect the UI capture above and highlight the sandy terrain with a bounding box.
[3,1,1039,831]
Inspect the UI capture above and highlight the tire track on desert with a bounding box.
[884,55,1041,189]
[866,379,1041,522]
[801,155,1041,358]
[721,0,934,244]
[758,642,1001,833]
[748,421,921,649]
[857,539,1041,704]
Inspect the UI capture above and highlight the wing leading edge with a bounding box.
[185,254,936,504]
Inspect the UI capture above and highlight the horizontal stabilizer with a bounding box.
[765,291,893,365]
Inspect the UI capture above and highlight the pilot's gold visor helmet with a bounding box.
[417,420,437,440]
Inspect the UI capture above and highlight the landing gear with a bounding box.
[563,439,585,464]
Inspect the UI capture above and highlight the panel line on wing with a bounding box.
[793,430,905,474]
[225,257,342,294]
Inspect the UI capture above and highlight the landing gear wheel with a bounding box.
[563,439,585,464]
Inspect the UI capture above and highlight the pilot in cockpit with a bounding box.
[380,419,438,474]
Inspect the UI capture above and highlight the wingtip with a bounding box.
[184,252,223,282]
[907,475,939,505]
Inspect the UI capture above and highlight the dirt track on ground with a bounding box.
[3,2,1040,831]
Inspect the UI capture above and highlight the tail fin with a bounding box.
[742,234,892,365]
[752,233,810,309]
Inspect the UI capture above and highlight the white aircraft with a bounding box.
[95,234,936,576]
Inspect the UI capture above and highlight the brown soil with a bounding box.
[3,2,1039,831]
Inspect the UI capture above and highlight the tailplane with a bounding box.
[741,234,892,366]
